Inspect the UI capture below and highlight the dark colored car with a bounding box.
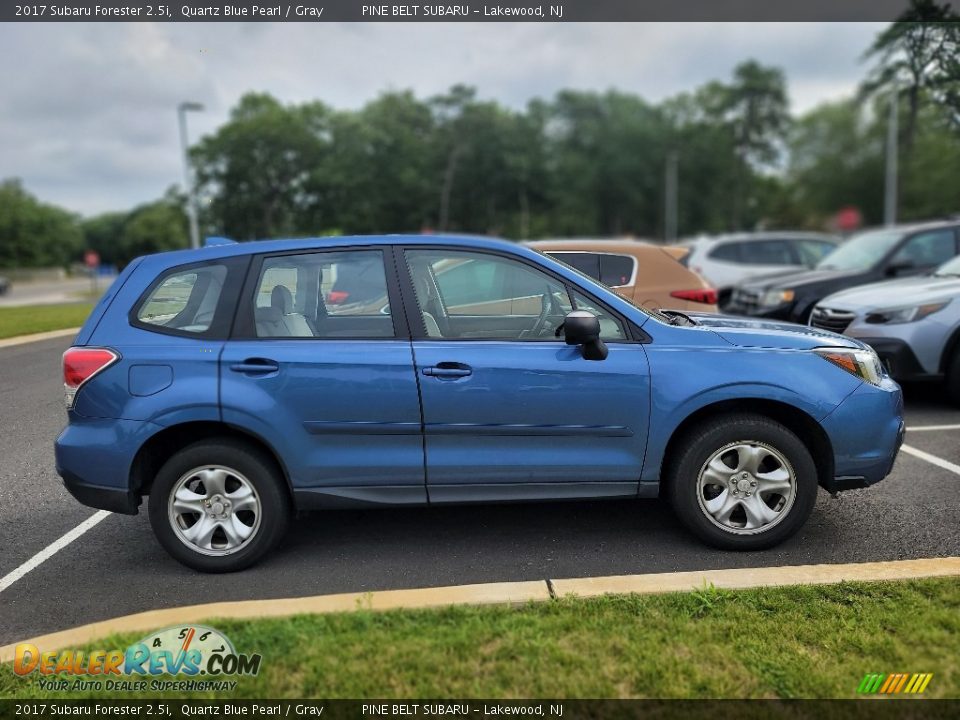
[727,221,960,323]
[0,276,9,296]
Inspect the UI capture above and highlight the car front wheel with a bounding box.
[148,439,290,572]
[666,414,818,550]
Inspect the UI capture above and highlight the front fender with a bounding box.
[639,343,861,483]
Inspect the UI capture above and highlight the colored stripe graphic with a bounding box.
[858,672,932,694]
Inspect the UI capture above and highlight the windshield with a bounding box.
[815,229,904,271]
[935,254,960,277]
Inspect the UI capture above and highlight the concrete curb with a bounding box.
[0,327,79,349]
[0,580,549,663]
[550,556,960,597]
[2,557,959,663]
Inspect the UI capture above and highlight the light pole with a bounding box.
[884,88,898,227]
[177,101,204,249]
[664,150,679,242]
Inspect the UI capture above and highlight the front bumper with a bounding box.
[855,337,935,382]
[819,376,904,492]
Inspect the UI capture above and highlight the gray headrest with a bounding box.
[271,285,293,314]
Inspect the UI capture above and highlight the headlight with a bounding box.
[760,289,795,307]
[864,302,948,325]
[815,347,884,386]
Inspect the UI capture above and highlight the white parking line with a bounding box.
[900,444,960,476]
[0,510,111,594]
[906,424,960,432]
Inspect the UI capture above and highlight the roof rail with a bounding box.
[204,236,237,247]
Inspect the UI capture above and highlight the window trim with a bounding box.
[129,256,249,340]
[398,245,648,344]
[545,251,638,288]
[230,245,408,341]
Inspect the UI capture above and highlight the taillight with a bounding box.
[62,347,119,409]
[670,288,718,305]
[327,290,349,305]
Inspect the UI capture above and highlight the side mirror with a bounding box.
[561,310,608,361]
[885,259,915,277]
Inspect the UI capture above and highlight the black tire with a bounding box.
[666,413,818,551]
[946,348,960,407]
[148,438,290,572]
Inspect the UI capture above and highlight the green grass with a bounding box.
[2,578,958,699]
[0,303,94,340]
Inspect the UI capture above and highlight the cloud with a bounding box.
[0,21,884,215]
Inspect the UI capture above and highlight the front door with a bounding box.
[402,247,650,503]
[220,247,425,506]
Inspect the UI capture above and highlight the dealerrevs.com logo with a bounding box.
[857,673,934,695]
[13,625,261,692]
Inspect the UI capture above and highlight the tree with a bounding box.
[0,179,83,269]
[785,100,885,226]
[861,0,960,153]
[191,93,330,239]
[119,190,189,259]
[715,61,791,229]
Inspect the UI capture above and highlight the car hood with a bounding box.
[687,312,864,350]
[818,275,960,311]
[739,268,865,292]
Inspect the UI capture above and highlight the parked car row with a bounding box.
[705,219,960,403]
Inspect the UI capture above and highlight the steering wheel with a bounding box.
[529,285,557,337]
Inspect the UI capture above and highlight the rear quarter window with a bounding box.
[132,259,245,338]
[599,254,635,286]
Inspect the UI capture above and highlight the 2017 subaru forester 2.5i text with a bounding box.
[56,235,905,572]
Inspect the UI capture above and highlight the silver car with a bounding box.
[811,254,960,404]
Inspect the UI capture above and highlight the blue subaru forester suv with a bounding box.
[56,235,904,571]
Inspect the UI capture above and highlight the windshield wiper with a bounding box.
[661,309,698,326]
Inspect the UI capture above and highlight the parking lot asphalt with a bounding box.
[1,337,959,646]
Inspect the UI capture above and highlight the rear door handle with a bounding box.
[422,362,472,379]
[230,358,279,374]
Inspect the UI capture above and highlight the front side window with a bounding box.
[406,250,572,340]
[406,249,627,342]
[891,230,957,268]
[253,250,393,339]
[136,263,227,333]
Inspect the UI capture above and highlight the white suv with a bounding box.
[682,232,839,307]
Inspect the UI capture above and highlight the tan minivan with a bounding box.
[524,239,719,313]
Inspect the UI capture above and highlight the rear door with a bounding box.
[220,246,425,506]
[401,246,651,503]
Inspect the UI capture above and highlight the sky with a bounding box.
[0,22,885,217]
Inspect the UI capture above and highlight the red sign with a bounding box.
[84,250,100,268]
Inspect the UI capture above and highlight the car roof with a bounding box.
[691,231,840,244]
[523,238,666,253]
[138,233,532,266]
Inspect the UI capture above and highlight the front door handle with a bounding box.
[230,358,279,374]
[422,362,472,379]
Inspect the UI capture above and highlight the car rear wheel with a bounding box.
[148,439,290,572]
[666,414,818,550]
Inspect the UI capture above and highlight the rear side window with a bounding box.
[741,240,794,265]
[599,255,634,286]
[548,252,600,280]
[708,243,742,262]
[136,264,227,334]
[252,250,394,339]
